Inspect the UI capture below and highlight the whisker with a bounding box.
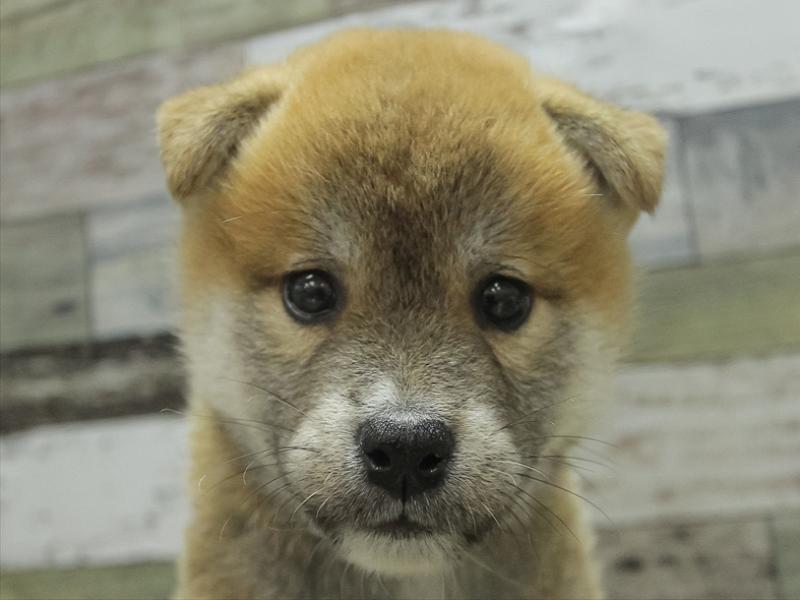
[243,470,295,504]
[510,470,613,525]
[497,459,550,480]
[339,558,353,600]
[160,408,296,435]
[540,434,618,448]
[480,501,502,530]
[529,454,613,470]
[492,396,578,434]
[290,487,325,524]
[462,550,526,591]
[511,481,578,541]
[315,494,332,522]
[501,483,559,540]
[219,376,308,417]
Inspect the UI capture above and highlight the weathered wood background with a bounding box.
[1,1,798,599]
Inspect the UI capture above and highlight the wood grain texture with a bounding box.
[683,99,800,260]
[0,0,406,87]
[629,118,695,267]
[245,0,800,114]
[0,216,89,351]
[631,253,800,362]
[598,518,778,600]
[0,514,788,600]
[773,512,800,600]
[0,562,174,600]
[0,44,243,222]
[587,354,800,525]
[87,198,181,339]
[0,335,182,433]
[0,415,189,569]
[2,354,797,569]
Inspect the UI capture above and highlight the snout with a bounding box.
[358,418,454,500]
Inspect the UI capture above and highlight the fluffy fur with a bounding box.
[158,29,666,599]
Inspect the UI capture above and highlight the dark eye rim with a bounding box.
[281,269,341,324]
[473,274,534,332]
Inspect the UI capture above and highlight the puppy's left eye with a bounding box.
[475,275,533,332]
[283,270,338,323]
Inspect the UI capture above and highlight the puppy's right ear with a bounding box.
[157,66,287,202]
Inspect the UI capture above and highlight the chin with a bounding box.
[339,529,455,576]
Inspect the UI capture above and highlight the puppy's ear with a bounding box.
[157,66,287,202]
[540,78,667,227]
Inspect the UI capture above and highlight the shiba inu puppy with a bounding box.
[158,28,665,599]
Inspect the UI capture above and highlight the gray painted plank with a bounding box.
[683,99,800,260]
[598,518,778,600]
[629,118,695,267]
[88,197,180,263]
[773,512,800,600]
[0,44,243,222]
[90,247,178,340]
[0,216,89,351]
[87,199,180,339]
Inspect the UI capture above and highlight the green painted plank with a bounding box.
[631,252,800,362]
[0,562,174,600]
[0,0,403,87]
[0,216,89,351]
[773,513,800,600]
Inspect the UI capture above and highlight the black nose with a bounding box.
[358,418,454,500]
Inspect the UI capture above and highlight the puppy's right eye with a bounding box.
[474,275,533,332]
[282,270,338,323]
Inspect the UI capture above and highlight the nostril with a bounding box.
[418,453,444,473]
[366,447,391,471]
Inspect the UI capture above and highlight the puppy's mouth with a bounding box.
[368,514,432,539]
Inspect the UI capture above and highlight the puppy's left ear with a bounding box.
[540,78,667,231]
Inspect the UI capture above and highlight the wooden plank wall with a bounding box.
[1,1,799,599]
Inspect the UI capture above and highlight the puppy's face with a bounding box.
[160,30,665,575]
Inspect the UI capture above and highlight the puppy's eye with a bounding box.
[475,275,533,331]
[283,270,338,323]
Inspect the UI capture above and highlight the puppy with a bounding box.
[158,29,665,599]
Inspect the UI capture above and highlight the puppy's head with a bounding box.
[159,30,665,576]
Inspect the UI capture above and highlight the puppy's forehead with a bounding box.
[216,32,627,310]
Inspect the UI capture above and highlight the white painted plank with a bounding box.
[3,355,798,569]
[0,415,189,569]
[587,354,800,525]
[246,0,800,115]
